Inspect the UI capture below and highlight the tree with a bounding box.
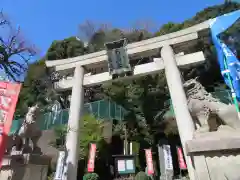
[155,22,183,36]
[89,28,152,52]
[0,11,8,26]
[103,73,170,144]
[53,114,105,159]
[131,19,156,32]
[154,1,240,36]
[0,11,36,81]
[15,36,88,117]
[105,2,240,143]
[15,58,56,118]
[46,36,86,60]
[78,20,111,42]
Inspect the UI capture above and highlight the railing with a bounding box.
[10,99,127,134]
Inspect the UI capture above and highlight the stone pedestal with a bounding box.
[0,154,51,180]
[186,131,240,180]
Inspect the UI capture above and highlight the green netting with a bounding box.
[10,99,127,134]
[10,119,23,134]
[10,90,233,134]
[211,90,233,104]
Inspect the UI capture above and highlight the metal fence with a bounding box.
[10,90,233,134]
[10,99,127,134]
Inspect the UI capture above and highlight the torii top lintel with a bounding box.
[45,20,211,71]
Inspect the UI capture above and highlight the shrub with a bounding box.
[83,173,99,180]
[135,171,150,180]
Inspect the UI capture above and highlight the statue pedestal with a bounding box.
[0,154,51,180]
[186,131,240,180]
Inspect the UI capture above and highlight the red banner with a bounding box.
[0,81,21,168]
[177,146,187,170]
[145,149,154,175]
[87,143,96,172]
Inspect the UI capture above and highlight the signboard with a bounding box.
[54,151,65,180]
[177,146,187,170]
[117,160,126,172]
[126,159,134,170]
[0,81,21,167]
[87,143,97,172]
[116,158,135,174]
[113,155,135,175]
[163,145,173,171]
[145,149,154,175]
[105,39,132,77]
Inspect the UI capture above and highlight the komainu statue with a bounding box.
[183,78,240,134]
[8,104,42,154]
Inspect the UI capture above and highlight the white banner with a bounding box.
[163,145,173,170]
[54,151,65,180]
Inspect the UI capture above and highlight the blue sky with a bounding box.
[2,0,224,58]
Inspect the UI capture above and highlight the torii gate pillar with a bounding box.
[62,65,85,180]
[161,45,196,180]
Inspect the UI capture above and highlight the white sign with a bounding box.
[163,145,173,170]
[117,160,126,172]
[126,160,134,170]
[54,151,65,180]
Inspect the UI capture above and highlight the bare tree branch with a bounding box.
[78,20,112,41]
[132,19,156,31]
[0,11,37,81]
[0,11,9,27]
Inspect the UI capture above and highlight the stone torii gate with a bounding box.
[46,20,211,180]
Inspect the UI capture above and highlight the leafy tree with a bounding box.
[105,2,240,142]
[83,173,99,180]
[155,22,183,36]
[79,115,105,158]
[52,114,105,159]
[15,36,88,117]
[15,59,49,118]
[135,171,151,180]
[89,28,152,52]
[46,36,86,60]
[103,73,170,144]
[155,2,240,37]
